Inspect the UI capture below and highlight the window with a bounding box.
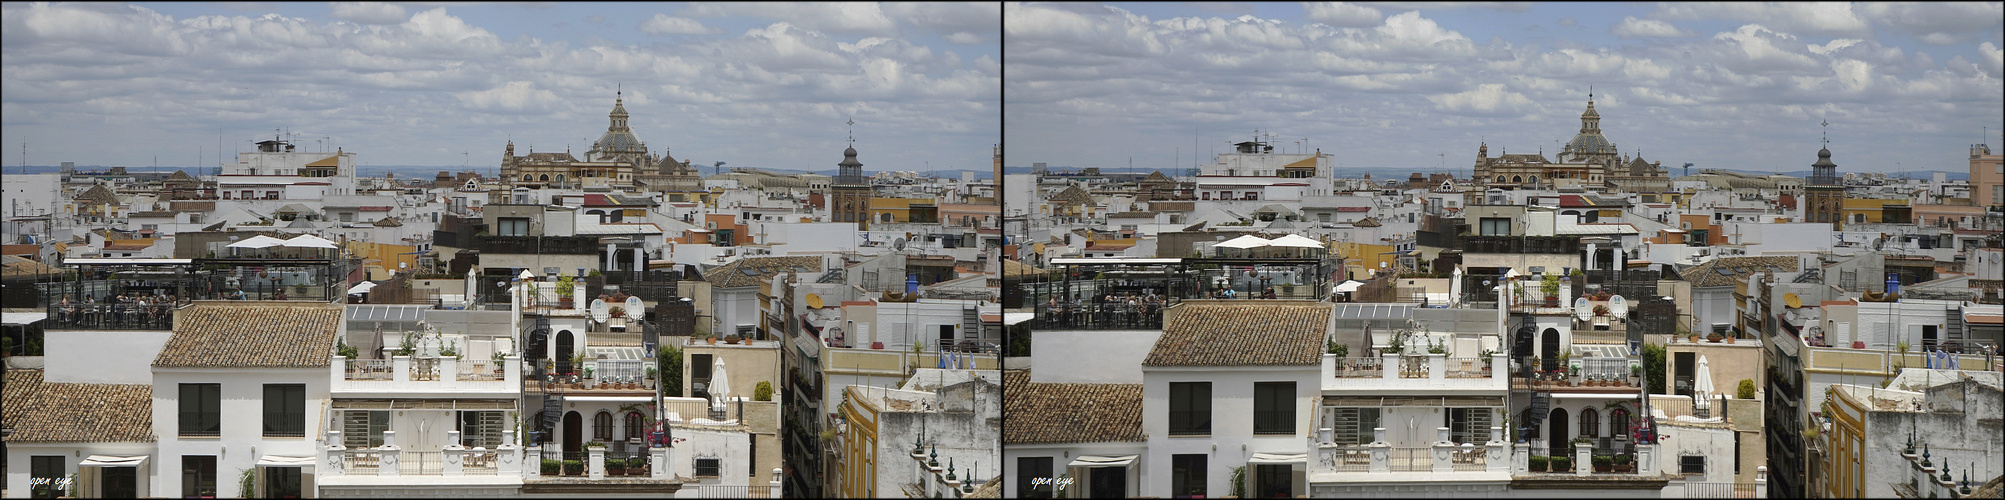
[339,212,354,223]
[263,384,306,437]
[182,455,217,498]
[1256,463,1291,498]
[1734,432,1742,475]
[343,410,389,448]
[1171,454,1207,498]
[1330,407,1381,445]
[695,458,721,478]
[1017,456,1054,498]
[265,191,279,199]
[222,192,231,199]
[939,325,956,345]
[459,410,505,448]
[1680,455,1706,475]
[30,456,64,499]
[1580,407,1599,439]
[1480,217,1512,236]
[1447,407,1493,445]
[1243,192,1257,201]
[497,217,530,236]
[594,411,614,441]
[264,466,302,498]
[1168,382,1211,435]
[626,411,646,440]
[141,224,159,231]
[179,383,221,436]
[1252,382,1296,435]
[1318,213,1332,222]
[240,190,253,199]
[1610,408,1630,438]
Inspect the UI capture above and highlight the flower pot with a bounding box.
[1725,336,1736,344]
[1544,296,1559,307]
[707,337,717,345]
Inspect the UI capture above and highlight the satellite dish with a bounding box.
[806,293,824,309]
[1574,297,1592,320]
[893,238,906,250]
[589,299,609,323]
[1784,293,1802,309]
[624,296,644,320]
[1608,295,1629,317]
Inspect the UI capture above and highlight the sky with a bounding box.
[1005,2,2005,175]
[1,2,1000,175]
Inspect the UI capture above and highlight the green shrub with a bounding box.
[1529,455,1550,471]
[1327,340,1348,357]
[1737,378,1757,399]
[1552,456,1572,471]
[754,381,774,401]
[541,459,560,475]
[1592,455,1613,467]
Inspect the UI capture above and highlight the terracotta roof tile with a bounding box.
[1143,302,1329,367]
[153,301,342,368]
[1001,371,1144,444]
[1679,256,1800,288]
[702,256,823,288]
[1,370,155,443]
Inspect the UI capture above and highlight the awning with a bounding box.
[256,456,317,467]
[563,396,659,403]
[227,235,288,249]
[79,455,147,467]
[282,234,339,249]
[1247,452,1308,464]
[1,312,48,326]
[1003,312,1035,326]
[330,399,517,410]
[1067,455,1136,467]
[347,281,377,295]
[1333,280,1365,293]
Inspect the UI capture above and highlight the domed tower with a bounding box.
[1806,119,1845,229]
[833,118,871,229]
[587,89,648,163]
[1559,91,1618,166]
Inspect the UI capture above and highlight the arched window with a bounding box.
[1496,176,1507,183]
[522,174,532,181]
[625,411,645,440]
[1528,175,1538,183]
[593,411,614,441]
[1512,176,1523,183]
[555,174,566,184]
[1610,408,1630,438]
[539,174,550,182]
[1580,407,1600,438]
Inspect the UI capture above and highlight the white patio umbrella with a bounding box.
[1215,235,1271,257]
[281,234,339,249]
[226,235,287,249]
[709,357,731,414]
[1692,355,1714,411]
[347,281,377,295]
[1267,234,1325,248]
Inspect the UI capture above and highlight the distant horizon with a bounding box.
[3,163,998,179]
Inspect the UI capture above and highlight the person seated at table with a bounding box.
[273,289,288,301]
[229,289,246,300]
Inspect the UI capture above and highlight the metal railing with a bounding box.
[45,302,178,330]
[400,451,443,475]
[1683,482,1759,498]
[344,450,380,474]
[262,413,306,437]
[1025,301,1167,330]
[457,360,503,381]
[346,359,392,380]
[1334,357,1383,378]
[1446,357,1490,378]
[683,485,776,498]
[1449,445,1488,471]
[597,360,645,384]
[604,448,652,477]
[1397,357,1430,378]
[179,412,220,436]
[1388,447,1432,471]
[463,450,498,475]
[1317,445,1372,472]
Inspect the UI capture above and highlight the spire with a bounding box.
[846,116,856,149]
[1820,118,1830,148]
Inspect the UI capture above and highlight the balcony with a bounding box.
[1323,354,1508,393]
[332,355,521,393]
[319,429,672,482]
[1310,426,1506,478]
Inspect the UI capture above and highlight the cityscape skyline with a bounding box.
[1,2,1000,174]
[1005,2,2004,175]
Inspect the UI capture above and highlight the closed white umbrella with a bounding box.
[1692,355,1714,410]
[709,357,730,413]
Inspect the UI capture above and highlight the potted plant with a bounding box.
[1328,340,1348,357]
[1613,453,1634,473]
[1426,337,1447,355]
[1593,304,1611,317]
[439,338,461,360]
[1707,331,1725,343]
[724,335,742,345]
[1479,348,1496,370]
[570,353,586,376]
[1593,454,1614,473]
[492,350,508,374]
[1630,364,1642,385]
[337,338,358,359]
[1540,274,1562,307]
[556,275,576,308]
[1529,455,1550,473]
[607,306,627,330]
[1552,455,1572,472]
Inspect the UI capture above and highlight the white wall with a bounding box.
[5,442,157,499]
[44,329,173,384]
[1029,329,1162,384]
[1003,442,1149,499]
[151,368,330,498]
[1141,366,1318,498]
[1653,422,1738,483]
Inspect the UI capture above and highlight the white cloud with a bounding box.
[1556,17,1576,27]
[1831,59,1872,90]
[1611,16,1687,38]
[1656,2,1873,37]
[1806,38,1861,55]
[685,2,899,37]
[638,14,718,35]
[1302,2,1383,28]
[1428,83,1534,113]
[1359,2,1531,12]
[328,2,406,25]
[1858,2,2003,45]
[1982,42,2004,76]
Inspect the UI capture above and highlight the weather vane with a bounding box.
[846,116,856,148]
[1821,118,1830,147]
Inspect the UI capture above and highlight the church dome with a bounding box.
[844,146,858,158]
[1566,133,1613,155]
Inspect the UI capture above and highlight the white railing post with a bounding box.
[1638,443,1657,475]
[651,446,671,479]
[504,355,521,387]
[323,429,346,477]
[1429,354,1446,381]
[1381,354,1399,381]
[1433,426,1455,473]
[440,357,459,388]
[392,355,411,383]
[525,446,542,479]
[1319,427,1333,445]
[588,446,605,479]
[498,430,521,477]
[1756,466,1768,498]
[444,430,465,476]
[1513,442,1529,474]
[379,430,401,477]
[770,468,783,498]
[1369,427,1391,473]
[1574,441,1591,476]
[1487,427,1508,472]
[1492,352,1509,385]
[331,355,346,389]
